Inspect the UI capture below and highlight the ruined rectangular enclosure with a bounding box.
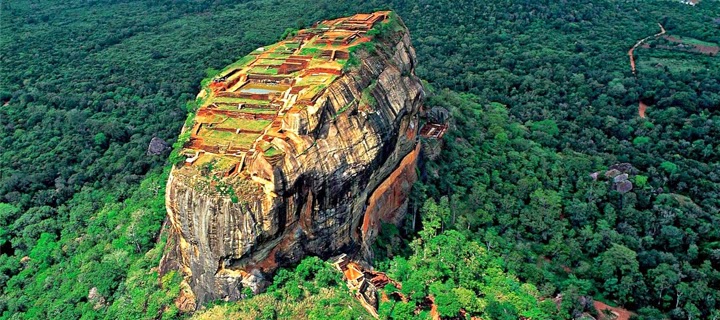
[183,12,393,177]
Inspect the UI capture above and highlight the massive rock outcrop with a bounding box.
[159,11,424,308]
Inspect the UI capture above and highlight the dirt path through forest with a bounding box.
[629,23,666,74]
[629,23,665,118]
[638,101,648,118]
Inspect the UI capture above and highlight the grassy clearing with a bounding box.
[213,156,238,172]
[299,47,321,56]
[639,56,712,73]
[271,45,295,54]
[265,52,292,58]
[674,35,718,47]
[194,155,238,173]
[249,66,279,75]
[216,118,272,131]
[195,113,227,124]
[264,146,282,157]
[200,129,261,147]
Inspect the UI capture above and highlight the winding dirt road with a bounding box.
[629,23,665,118]
[629,23,666,74]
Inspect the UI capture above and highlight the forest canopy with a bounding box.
[1,0,719,319]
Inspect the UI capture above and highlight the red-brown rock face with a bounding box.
[159,12,423,307]
[361,143,420,242]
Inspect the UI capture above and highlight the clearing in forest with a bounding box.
[630,26,719,118]
[594,301,633,320]
[659,35,719,55]
[638,101,647,118]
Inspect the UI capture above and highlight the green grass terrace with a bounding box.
[254,58,287,66]
[249,66,279,75]
[214,118,272,132]
[197,128,262,148]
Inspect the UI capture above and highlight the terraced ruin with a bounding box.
[183,12,392,179]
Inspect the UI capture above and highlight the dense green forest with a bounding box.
[1,0,719,319]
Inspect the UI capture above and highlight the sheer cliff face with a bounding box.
[160,13,423,307]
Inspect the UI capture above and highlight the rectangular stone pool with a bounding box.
[238,83,288,95]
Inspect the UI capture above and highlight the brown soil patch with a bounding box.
[663,35,719,55]
[638,101,647,118]
[540,256,573,273]
[594,301,633,320]
[428,296,440,320]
